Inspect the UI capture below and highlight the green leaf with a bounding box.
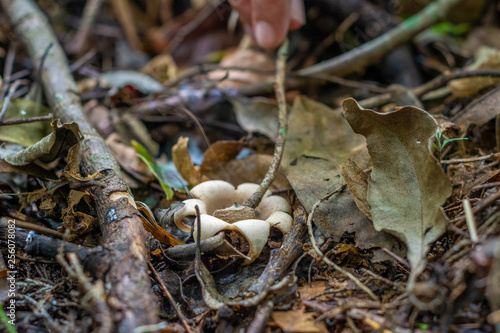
[0,304,18,333]
[0,99,52,147]
[131,140,174,200]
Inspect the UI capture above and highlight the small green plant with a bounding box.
[0,304,17,333]
[432,130,468,161]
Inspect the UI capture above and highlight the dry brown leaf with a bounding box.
[451,85,500,126]
[271,309,329,333]
[340,158,371,219]
[199,140,246,180]
[448,47,500,97]
[343,98,452,288]
[61,189,97,235]
[282,96,401,260]
[172,136,209,187]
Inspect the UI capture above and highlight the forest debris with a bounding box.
[343,98,452,289]
[339,158,371,220]
[283,96,401,260]
[0,98,51,147]
[271,308,329,333]
[0,120,81,165]
[172,136,210,187]
[297,0,466,77]
[448,47,500,97]
[1,0,158,328]
[451,85,500,126]
[229,96,278,140]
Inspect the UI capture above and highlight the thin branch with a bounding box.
[148,262,193,333]
[0,114,53,126]
[441,152,500,164]
[243,39,289,208]
[0,80,22,121]
[296,0,465,77]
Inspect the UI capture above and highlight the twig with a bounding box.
[69,49,98,72]
[0,80,22,121]
[109,0,142,50]
[1,0,158,329]
[413,69,500,97]
[148,262,193,333]
[247,301,274,333]
[381,248,410,268]
[11,220,71,241]
[440,152,500,164]
[57,253,113,333]
[243,39,289,208]
[452,191,500,227]
[68,0,103,54]
[0,114,53,126]
[306,188,379,302]
[0,43,16,100]
[472,181,500,191]
[296,0,465,77]
[168,2,220,54]
[462,199,479,243]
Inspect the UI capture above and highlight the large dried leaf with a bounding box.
[0,120,81,166]
[343,98,452,288]
[283,96,402,259]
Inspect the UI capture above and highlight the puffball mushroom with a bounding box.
[173,180,293,264]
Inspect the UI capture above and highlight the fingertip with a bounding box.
[255,21,281,49]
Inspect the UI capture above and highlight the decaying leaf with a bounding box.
[61,189,97,235]
[283,96,401,259]
[171,136,210,187]
[0,120,81,166]
[448,47,500,97]
[199,140,246,180]
[340,158,371,220]
[451,85,500,126]
[0,98,52,147]
[271,309,329,333]
[343,98,452,288]
[229,96,278,140]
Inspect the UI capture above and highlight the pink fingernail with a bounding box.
[255,21,276,49]
[291,0,305,25]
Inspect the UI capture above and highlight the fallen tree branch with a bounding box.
[296,0,465,77]
[0,0,157,330]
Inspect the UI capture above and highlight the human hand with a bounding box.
[229,0,305,49]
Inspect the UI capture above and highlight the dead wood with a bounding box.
[0,0,158,330]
